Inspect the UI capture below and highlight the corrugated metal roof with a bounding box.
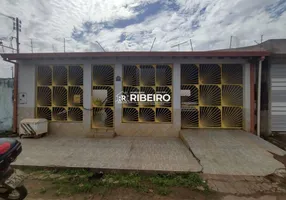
[1,51,270,61]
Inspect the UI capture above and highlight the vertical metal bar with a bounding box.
[190,39,194,51]
[67,65,69,120]
[51,65,54,121]
[13,63,19,133]
[197,64,200,128]
[250,63,255,133]
[150,37,156,52]
[257,58,264,137]
[220,64,223,128]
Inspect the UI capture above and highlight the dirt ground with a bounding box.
[265,134,286,151]
[23,178,286,200]
[10,167,285,200]
[24,179,217,200]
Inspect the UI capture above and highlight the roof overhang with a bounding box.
[1,51,270,61]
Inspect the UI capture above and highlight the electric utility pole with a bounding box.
[15,17,21,53]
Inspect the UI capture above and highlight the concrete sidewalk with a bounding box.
[14,136,202,172]
[180,129,286,176]
[13,130,286,176]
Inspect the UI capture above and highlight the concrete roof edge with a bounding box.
[0,51,270,61]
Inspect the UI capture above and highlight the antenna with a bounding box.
[254,34,264,49]
[95,41,106,52]
[150,37,156,52]
[229,36,233,48]
[190,39,194,51]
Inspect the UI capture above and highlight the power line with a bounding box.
[0,12,14,20]
[0,29,14,41]
[0,13,21,53]
[10,37,15,53]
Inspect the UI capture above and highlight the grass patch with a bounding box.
[24,168,209,197]
[39,187,47,194]
[157,187,171,196]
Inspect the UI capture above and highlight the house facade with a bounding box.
[1,51,270,137]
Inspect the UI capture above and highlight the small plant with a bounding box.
[39,187,47,194]
[157,187,170,196]
[21,168,210,197]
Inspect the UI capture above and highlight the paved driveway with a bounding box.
[14,136,202,172]
[180,129,286,176]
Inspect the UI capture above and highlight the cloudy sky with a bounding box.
[0,0,286,77]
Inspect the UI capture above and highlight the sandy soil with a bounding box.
[23,179,286,200]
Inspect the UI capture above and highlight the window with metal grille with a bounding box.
[36,65,83,122]
[92,65,114,128]
[181,64,243,128]
[122,64,172,123]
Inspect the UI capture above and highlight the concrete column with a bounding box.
[173,63,181,132]
[243,63,251,132]
[17,61,36,130]
[114,63,122,134]
[83,63,92,131]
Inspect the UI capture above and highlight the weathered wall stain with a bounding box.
[0,78,13,133]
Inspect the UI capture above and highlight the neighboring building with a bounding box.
[0,78,13,133]
[220,39,286,135]
[0,49,272,137]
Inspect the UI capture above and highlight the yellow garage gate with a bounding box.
[181,64,243,129]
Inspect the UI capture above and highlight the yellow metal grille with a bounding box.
[181,64,243,128]
[36,65,83,122]
[92,65,114,128]
[122,64,172,123]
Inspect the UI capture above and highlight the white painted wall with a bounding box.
[114,63,122,130]
[173,63,181,129]
[83,63,92,130]
[17,57,250,136]
[18,61,36,108]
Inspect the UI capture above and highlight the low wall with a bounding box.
[0,78,13,133]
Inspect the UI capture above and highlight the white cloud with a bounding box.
[0,0,286,77]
